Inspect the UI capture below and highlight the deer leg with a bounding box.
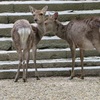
[22,61,26,82]
[69,44,76,80]
[22,50,27,82]
[32,45,40,80]
[80,49,84,79]
[14,51,22,82]
[24,50,30,82]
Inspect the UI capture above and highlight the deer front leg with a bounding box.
[80,49,84,79]
[32,45,40,80]
[69,44,76,80]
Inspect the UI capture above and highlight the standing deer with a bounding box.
[11,6,48,82]
[44,12,100,79]
[11,19,39,82]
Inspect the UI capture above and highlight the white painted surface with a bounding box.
[0,0,100,5]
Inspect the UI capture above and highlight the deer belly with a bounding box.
[75,38,94,50]
[82,39,94,50]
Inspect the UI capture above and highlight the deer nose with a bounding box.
[34,19,38,22]
[44,22,48,25]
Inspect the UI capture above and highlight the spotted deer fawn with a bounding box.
[11,6,48,82]
[44,12,100,79]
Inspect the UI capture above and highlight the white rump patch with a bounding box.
[18,28,31,48]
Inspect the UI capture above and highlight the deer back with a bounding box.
[11,19,35,50]
[67,17,100,50]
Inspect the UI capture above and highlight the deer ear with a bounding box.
[29,6,36,13]
[41,6,48,14]
[48,12,52,17]
[53,12,58,20]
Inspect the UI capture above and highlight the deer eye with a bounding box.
[32,12,35,16]
[39,13,43,16]
[32,14,35,16]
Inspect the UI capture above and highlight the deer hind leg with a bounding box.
[69,44,76,80]
[22,49,29,82]
[32,45,40,80]
[24,50,30,82]
[14,50,22,82]
[80,49,84,79]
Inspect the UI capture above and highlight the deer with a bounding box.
[11,19,39,82]
[11,6,48,82]
[44,12,100,80]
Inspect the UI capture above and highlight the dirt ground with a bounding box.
[0,77,100,100]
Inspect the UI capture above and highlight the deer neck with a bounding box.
[37,23,45,39]
[55,21,67,40]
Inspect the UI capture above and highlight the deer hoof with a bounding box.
[36,76,40,80]
[23,78,27,82]
[80,76,84,80]
[68,76,74,80]
[14,80,18,82]
[14,78,18,82]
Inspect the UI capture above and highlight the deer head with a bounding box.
[44,12,59,34]
[29,5,48,24]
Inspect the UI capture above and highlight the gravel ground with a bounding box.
[0,77,100,100]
